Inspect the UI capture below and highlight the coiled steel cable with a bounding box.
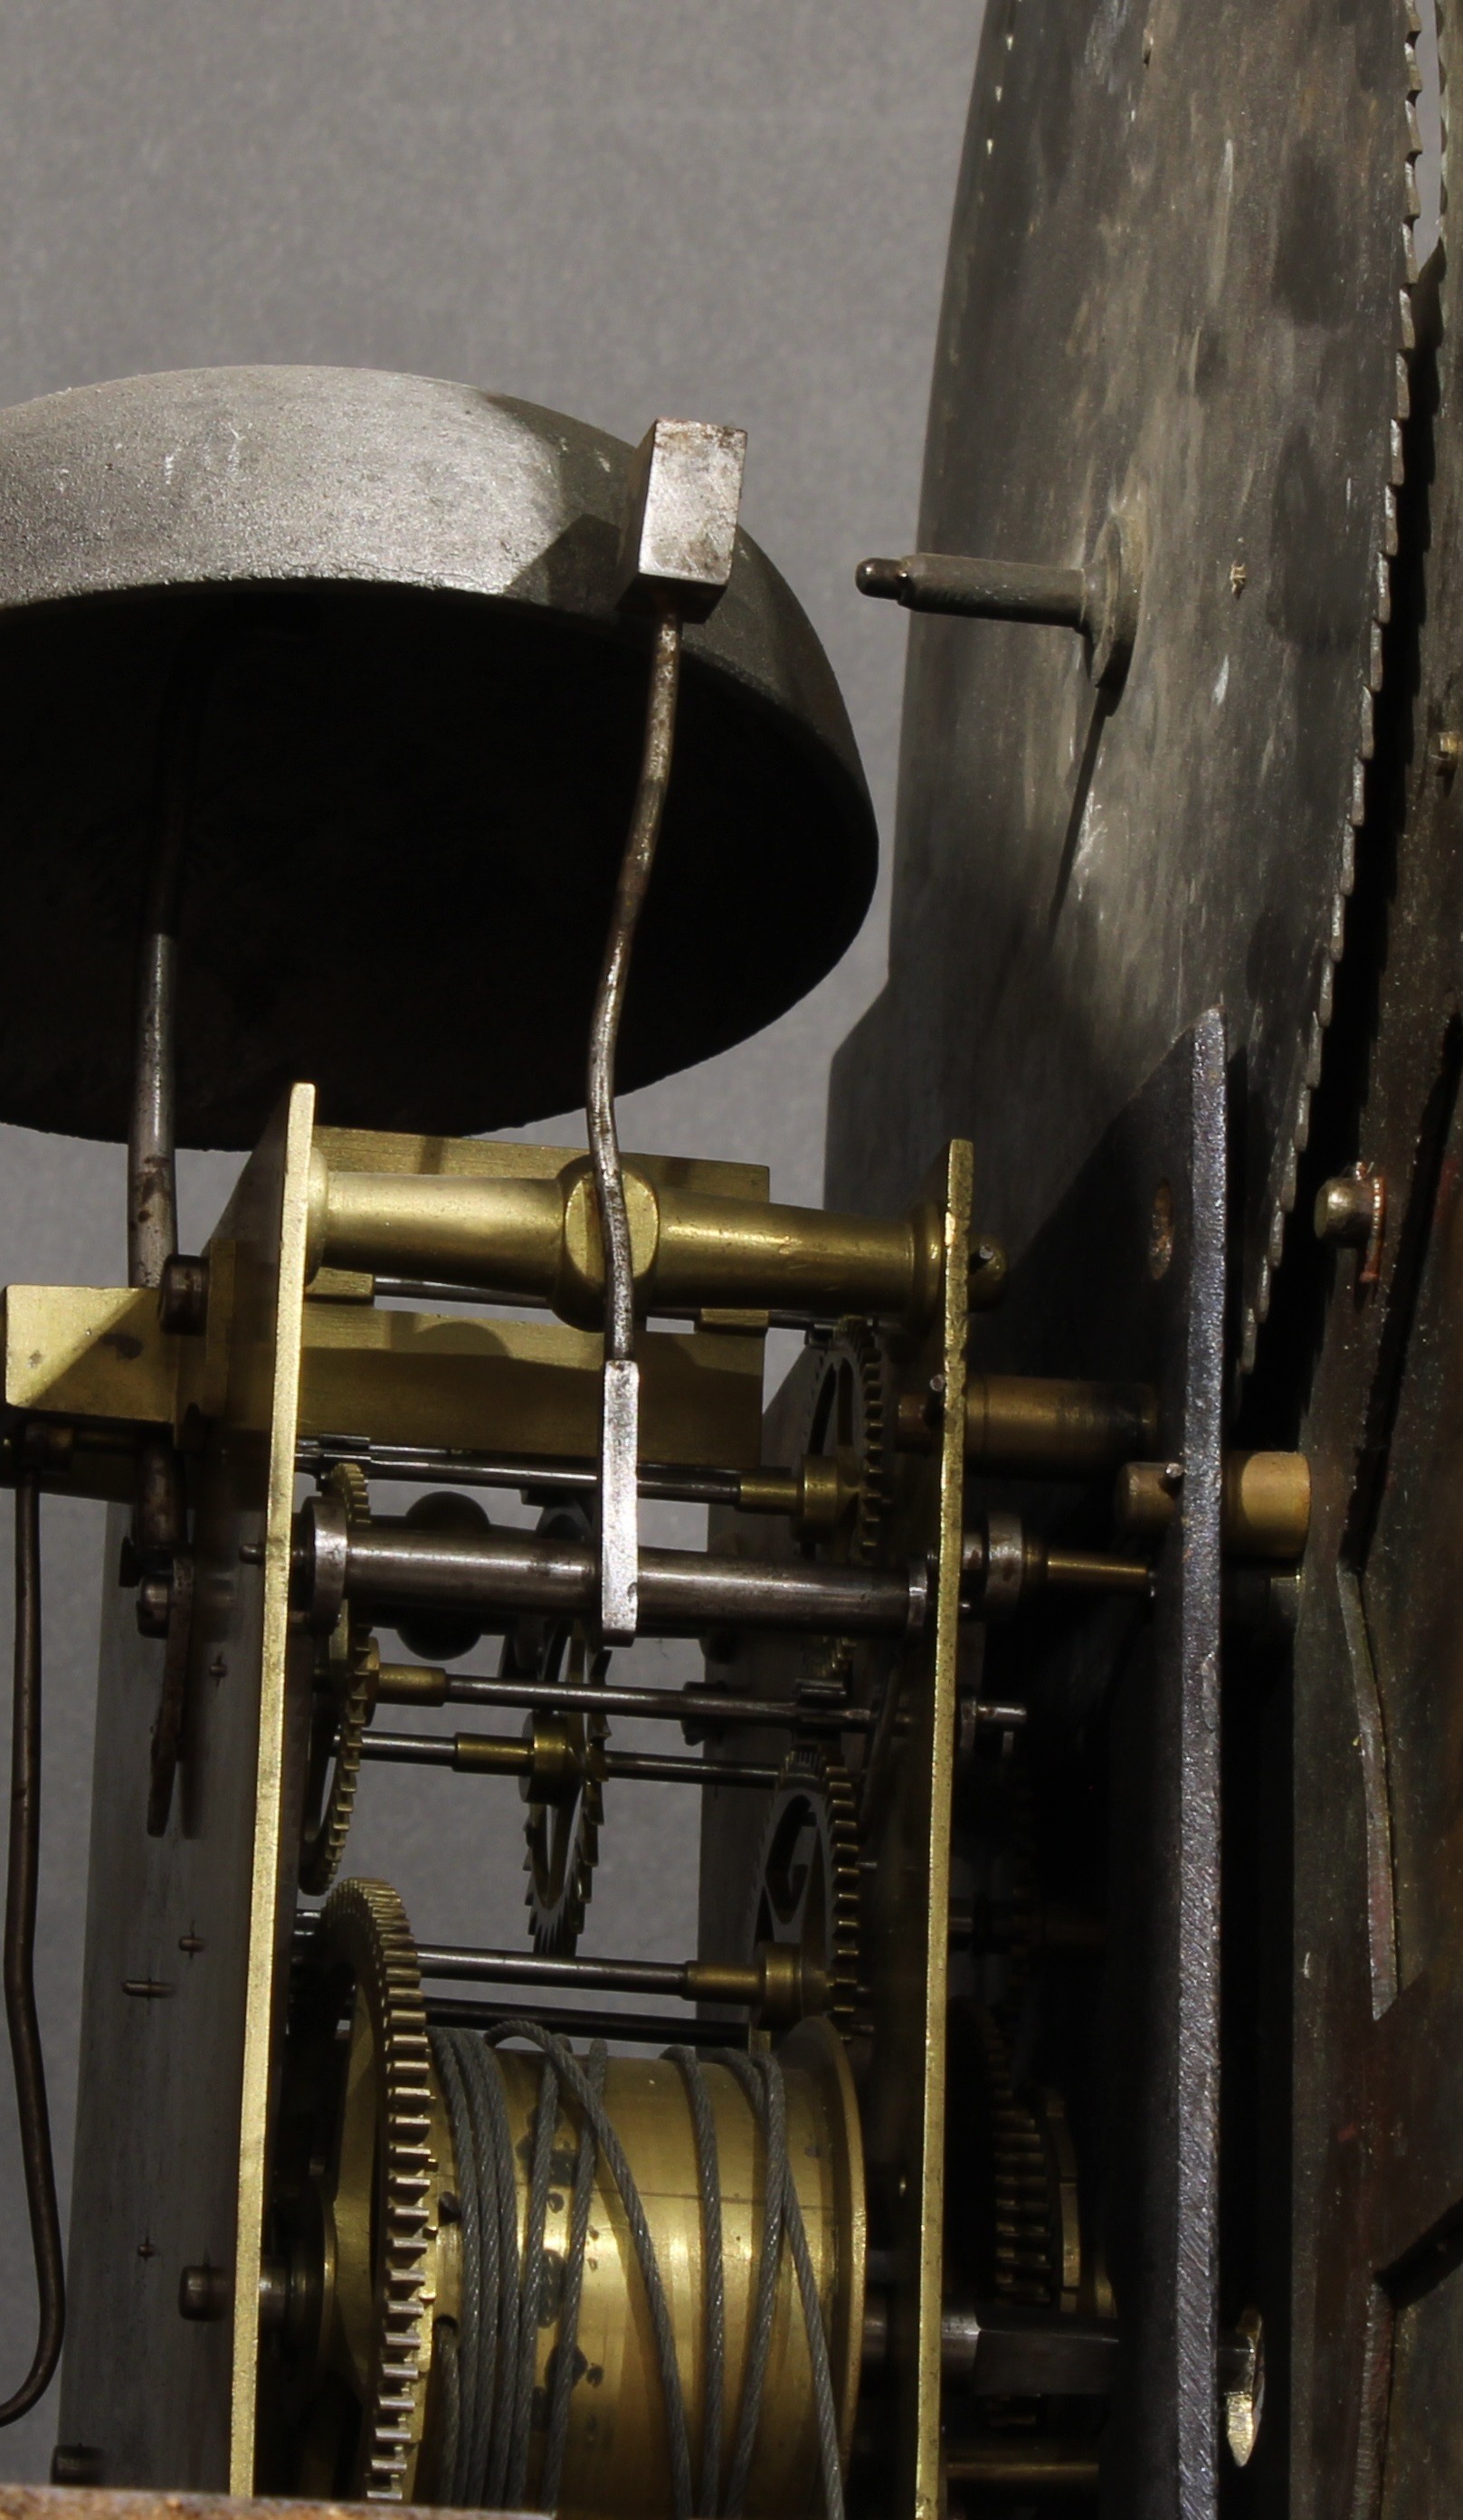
[430,2023,842,2520]
[716,2050,787,2518]
[716,2052,844,2520]
[668,2045,726,2516]
[488,2019,695,2520]
[455,2027,519,2507]
[540,2040,607,2515]
[507,2036,562,2506]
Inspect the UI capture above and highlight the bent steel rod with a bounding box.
[587,605,683,1642]
[318,1514,923,1638]
[0,1471,63,2422]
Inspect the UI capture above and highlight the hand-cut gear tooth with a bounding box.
[1384,483,1399,556]
[1406,162,1422,219]
[970,2006,1069,2309]
[798,1317,892,1573]
[748,1747,862,2031]
[1408,96,1423,153]
[300,1878,447,2500]
[1369,622,1385,693]
[1289,1100,1307,1175]
[786,1321,892,1713]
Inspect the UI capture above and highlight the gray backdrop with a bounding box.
[0,1,983,2476]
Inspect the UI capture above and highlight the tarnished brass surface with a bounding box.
[267,1882,453,2502]
[430,2031,861,2518]
[2,1289,767,1483]
[900,1139,970,2520]
[942,2440,1101,2492]
[298,1303,765,1472]
[309,1145,946,1331]
[1114,1450,1311,1561]
[4,1286,178,1425]
[232,1090,317,2491]
[277,1908,863,2520]
[959,1373,1157,1475]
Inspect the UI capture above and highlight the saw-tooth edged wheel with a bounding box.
[265,1878,452,2503]
[749,1746,861,2032]
[829,0,1425,1385]
[299,1462,375,1897]
[958,2002,1081,2319]
[509,1501,609,1957]
[800,1317,892,1566]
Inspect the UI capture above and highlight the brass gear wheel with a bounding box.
[511,1502,609,1956]
[299,1462,375,1897]
[966,2003,1080,2316]
[267,1878,451,2502]
[800,1317,891,1566]
[749,1747,861,2031]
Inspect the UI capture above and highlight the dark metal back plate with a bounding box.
[972,1015,1225,2520]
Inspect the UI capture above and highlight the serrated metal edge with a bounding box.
[1240,4,1426,1378]
[318,1878,440,2502]
[750,1747,862,2031]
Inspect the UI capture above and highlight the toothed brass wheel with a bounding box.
[749,1747,861,2032]
[299,1462,375,1897]
[800,1317,892,1567]
[959,2002,1081,2318]
[263,1878,454,2503]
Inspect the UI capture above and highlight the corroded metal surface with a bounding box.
[55,1090,314,2487]
[829,0,1416,1384]
[0,366,874,1148]
[968,1016,1226,2520]
[1263,15,1463,2501]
